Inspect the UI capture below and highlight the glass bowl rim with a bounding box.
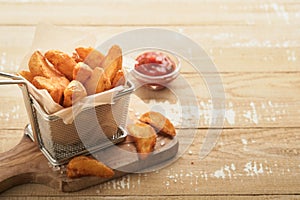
[126,48,181,80]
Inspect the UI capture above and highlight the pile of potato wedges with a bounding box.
[19,45,125,107]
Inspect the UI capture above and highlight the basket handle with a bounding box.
[0,72,38,143]
[114,80,135,100]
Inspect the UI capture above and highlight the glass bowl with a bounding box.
[129,48,181,90]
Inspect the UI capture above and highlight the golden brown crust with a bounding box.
[49,89,64,105]
[72,62,93,84]
[139,111,176,137]
[127,123,157,160]
[18,70,34,82]
[54,76,70,90]
[28,51,64,79]
[22,46,124,107]
[75,47,94,60]
[100,45,122,83]
[75,47,104,69]
[66,156,114,178]
[32,76,64,104]
[84,67,111,95]
[111,69,125,88]
[28,51,70,105]
[72,52,83,63]
[63,80,87,107]
[45,50,77,80]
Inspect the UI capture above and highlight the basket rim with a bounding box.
[31,80,134,121]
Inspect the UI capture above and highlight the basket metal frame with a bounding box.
[0,72,134,166]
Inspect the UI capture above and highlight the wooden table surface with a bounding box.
[0,0,300,199]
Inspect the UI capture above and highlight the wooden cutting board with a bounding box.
[0,133,178,193]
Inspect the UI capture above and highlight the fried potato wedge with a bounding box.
[45,50,77,80]
[19,70,34,82]
[100,45,122,83]
[49,89,64,105]
[111,69,125,88]
[84,67,111,95]
[54,76,70,90]
[32,76,64,104]
[24,45,124,107]
[127,122,157,160]
[139,111,176,137]
[67,156,114,178]
[28,51,64,79]
[72,52,83,63]
[75,47,104,69]
[63,80,87,107]
[75,47,94,60]
[73,62,93,84]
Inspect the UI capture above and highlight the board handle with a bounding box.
[0,135,49,193]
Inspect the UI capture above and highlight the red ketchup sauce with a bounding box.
[135,52,175,76]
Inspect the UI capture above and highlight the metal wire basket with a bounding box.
[0,72,134,166]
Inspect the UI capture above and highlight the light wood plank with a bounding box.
[0,26,299,73]
[0,130,23,153]
[0,87,29,130]
[133,72,300,128]
[2,128,300,196]
[0,0,299,198]
[0,195,299,200]
[1,73,299,129]
[0,0,299,26]
[2,25,300,49]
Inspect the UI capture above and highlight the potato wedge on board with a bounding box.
[139,111,176,137]
[66,156,114,178]
[127,122,157,160]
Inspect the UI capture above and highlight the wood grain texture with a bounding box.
[0,26,299,73]
[1,128,299,196]
[0,135,52,193]
[0,0,299,198]
[0,0,299,26]
[0,130,23,153]
[0,195,299,200]
[1,73,299,129]
[0,132,178,193]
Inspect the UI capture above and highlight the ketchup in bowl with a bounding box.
[135,52,175,77]
[133,51,180,90]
